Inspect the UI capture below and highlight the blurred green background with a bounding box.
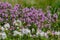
[1,0,60,9]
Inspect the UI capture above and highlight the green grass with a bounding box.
[1,0,60,8]
[4,35,59,40]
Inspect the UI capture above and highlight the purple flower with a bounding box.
[0,17,4,22]
[6,18,8,21]
[14,4,19,11]
[53,13,58,19]
[4,14,8,17]
[47,11,51,20]
[2,13,5,17]
[10,9,15,14]
[22,7,30,13]
[0,10,2,13]
[11,14,16,18]
[7,3,12,8]
[26,17,31,23]
[2,3,8,9]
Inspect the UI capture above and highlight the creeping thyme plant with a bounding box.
[0,2,60,40]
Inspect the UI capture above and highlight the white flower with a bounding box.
[1,27,4,31]
[44,33,48,38]
[4,23,10,30]
[1,32,7,39]
[36,29,48,38]
[13,30,23,36]
[40,32,45,36]
[13,20,22,27]
[21,28,30,34]
[17,20,22,27]
[55,31,60,35]
[32,28,35,33]
[36,29,42,36]
[13,20,16,24]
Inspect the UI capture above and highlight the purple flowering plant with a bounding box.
[0,2,59,40]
